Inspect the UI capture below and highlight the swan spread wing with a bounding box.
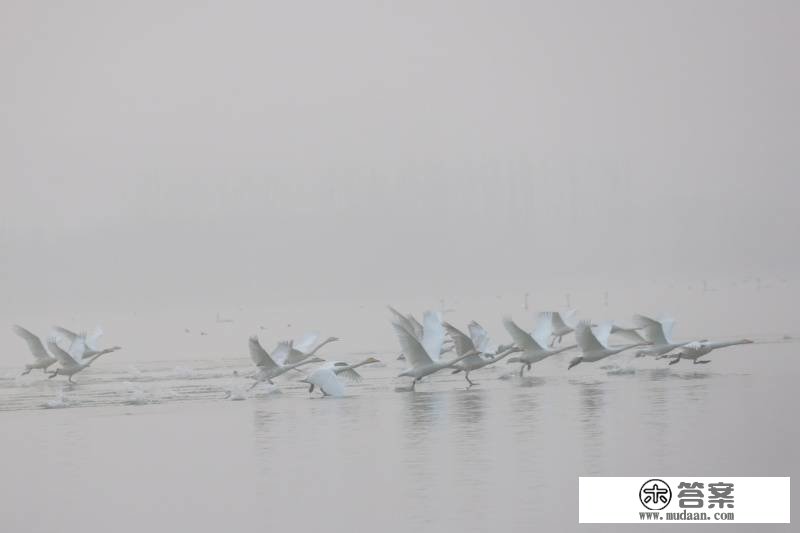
[420,311,445,361]
[502,317,538,351]
[660,317,676,344]
[468,321,497,354]
[408,315,424,340]
[46,338,80,368]
[633,314,669,345]
[591,321,614,349]
[86,326,103,351]
[52,326,79,343]
[443,322,476,356]
[294,331,320,354]
[248,336,278,369]
[531,312,554,348]
[392,321,434,368]
[553,310,577,331]
[12,325,51,361]
[575,321,607,353]
[271,341,292,366]
[326,362,363,383]
[67,335,89,362]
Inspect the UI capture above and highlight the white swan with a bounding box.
[568,321,650,369]
[444,322,520,386]
[301,367,346,397]
[631,314,691,357]
[548,309,578,346]
[503,313,577,376]
[46,338,116,383]
[54,326,122,362]
[247,336,323,389]
[282,332,340,365]
[388,306,454,360]
[665,339,754,365]
[393,310,473,390]
[12,325,57,375]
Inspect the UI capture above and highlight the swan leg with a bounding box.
[519,365,525,377]
[411,379,417,391]
[47,372,57,379]
[21,368,31,376]
[694,359,711,364]
[308,384,315,393]
[465,373,476,387]
[248,381,259,390]
[668,357,680,365]
[526,363,532,372]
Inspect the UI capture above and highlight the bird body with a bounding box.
[301,367,346,397]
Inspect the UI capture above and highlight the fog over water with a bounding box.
[1,1,798,531]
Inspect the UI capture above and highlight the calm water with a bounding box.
[1,342,797,532]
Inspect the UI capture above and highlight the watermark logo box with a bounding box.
[579,477,790,524]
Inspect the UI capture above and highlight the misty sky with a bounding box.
[2,1,798,312]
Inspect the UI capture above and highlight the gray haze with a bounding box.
[2,4,799,531]
[2,1,798,310]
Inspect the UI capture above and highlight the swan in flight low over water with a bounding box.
[568,321,650,369]
[392,310,473,390]
[665,339,754,365]
[443,321,520,386]
[503,313,577,376]
[247,336,323,389]
[548,310,578,346]
[12,325,57,375]
[46,338,117,383]
[388,306,454,360]
[302,357,380,395]
[632,314,691,358]
[282,332,340,365]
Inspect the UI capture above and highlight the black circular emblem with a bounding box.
[639,479,672,510]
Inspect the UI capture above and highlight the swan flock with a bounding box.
[12,308,756,397]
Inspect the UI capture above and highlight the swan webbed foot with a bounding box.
[668,358,680,365]
[694,360,711,364]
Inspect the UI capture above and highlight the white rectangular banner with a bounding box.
[579,477,790,524]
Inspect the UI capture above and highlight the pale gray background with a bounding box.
[1,1,797,316]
